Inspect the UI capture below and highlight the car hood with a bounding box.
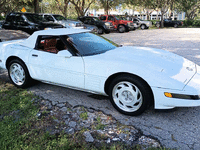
[83,46,196,89]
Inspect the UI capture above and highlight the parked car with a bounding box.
[119,16,138,30]
[99,15,135,33]
[78,16,114,34]
[129,17,152,29]
[40,13,97,32]
[2,12,64,34]
[0,29,29,42]
[155,18,183,28]
[0,28,200,116]
[0,20,4,29]
[40,13,83,28]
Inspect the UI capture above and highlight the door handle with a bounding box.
[32,54,38,57]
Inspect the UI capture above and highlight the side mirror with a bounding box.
[57,50,72,58]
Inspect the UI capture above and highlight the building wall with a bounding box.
[87,8,185,20]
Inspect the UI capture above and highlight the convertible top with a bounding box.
[20,28,90,49]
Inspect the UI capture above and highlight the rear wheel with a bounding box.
[156,23,160,28]
[118,25,125,33]
[8,59,32,88]
[141,24,146,30]
[174,24,178,28]
[108,75,153,116]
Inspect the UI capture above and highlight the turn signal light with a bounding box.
[164,92,172,98]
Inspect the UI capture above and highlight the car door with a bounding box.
[28,36,85,89]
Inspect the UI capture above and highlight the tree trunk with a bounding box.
[161,12,164,28]
[34,0,40,13]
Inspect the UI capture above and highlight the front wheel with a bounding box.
[8,59,32,88]
[118,25,125,33]
[97,27,104,34]
[108,75,153,116]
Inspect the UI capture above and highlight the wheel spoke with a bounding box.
[10,63,25,86]
[112,81,143,112]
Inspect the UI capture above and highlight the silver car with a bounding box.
[40,13,97,32]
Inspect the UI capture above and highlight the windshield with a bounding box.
[65,33,116,56]
[24,14,47,23]
[53,15,67,21]
[137,18,143,21]
[93,17,101,21]
[114,16,120,20]
[120,17,127,20]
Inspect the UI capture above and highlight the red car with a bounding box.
[99,15,135,33]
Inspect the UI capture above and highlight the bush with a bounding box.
[183,19,200,27]
[192,19,200,26]
[0,16,5,20]
[150,20,160,25]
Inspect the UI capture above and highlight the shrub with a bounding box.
[0,16,5,20]
[182,19,200,27]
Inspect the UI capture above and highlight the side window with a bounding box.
[37,36,67,54]
[6,15,15,23]
[100,16,106,20]
[44,15,54,22]
[133,18,138,21]
[16,16,24,22]
[108,16,114,21]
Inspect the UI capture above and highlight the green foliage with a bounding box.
[0,16,5,20]
[183,19,200,27]
[80,112,88,120]
[95,116,105,130]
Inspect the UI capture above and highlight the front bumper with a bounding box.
[153,67,200,109]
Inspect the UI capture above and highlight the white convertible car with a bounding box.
[0,28,200,115]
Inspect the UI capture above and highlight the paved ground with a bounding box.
[1,28,200,149]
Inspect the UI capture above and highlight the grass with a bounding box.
[0,72,167,150]
[0,80,76,150]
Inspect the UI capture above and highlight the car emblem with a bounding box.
[186,67,193,71]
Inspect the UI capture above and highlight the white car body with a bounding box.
[0,28,200,112]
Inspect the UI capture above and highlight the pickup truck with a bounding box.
[99,15,135,33]
[155,18,183,28]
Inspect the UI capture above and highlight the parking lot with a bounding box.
[0,28,200,149]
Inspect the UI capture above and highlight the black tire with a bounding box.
[156,23,160,28]
[8,59,33,88]
[174,24,178,28]
[140,24,146,30]
[108,75,153,116]
[118,25,125,33]
[97,27,104,34]
[105,30,110,34]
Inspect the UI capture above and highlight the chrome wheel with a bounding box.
[9,63,25,86]
[97,27,104,34]
[141,24,146,30]
[112,81,143,112]
[118,25,125,33]
[156,23,160,28]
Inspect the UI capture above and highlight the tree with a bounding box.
[34,0,40,13]
[175,0,200,20]
[0,0,33,14]
[98,0,121,15]
[55,0,70,18]
[68,0,95,17]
